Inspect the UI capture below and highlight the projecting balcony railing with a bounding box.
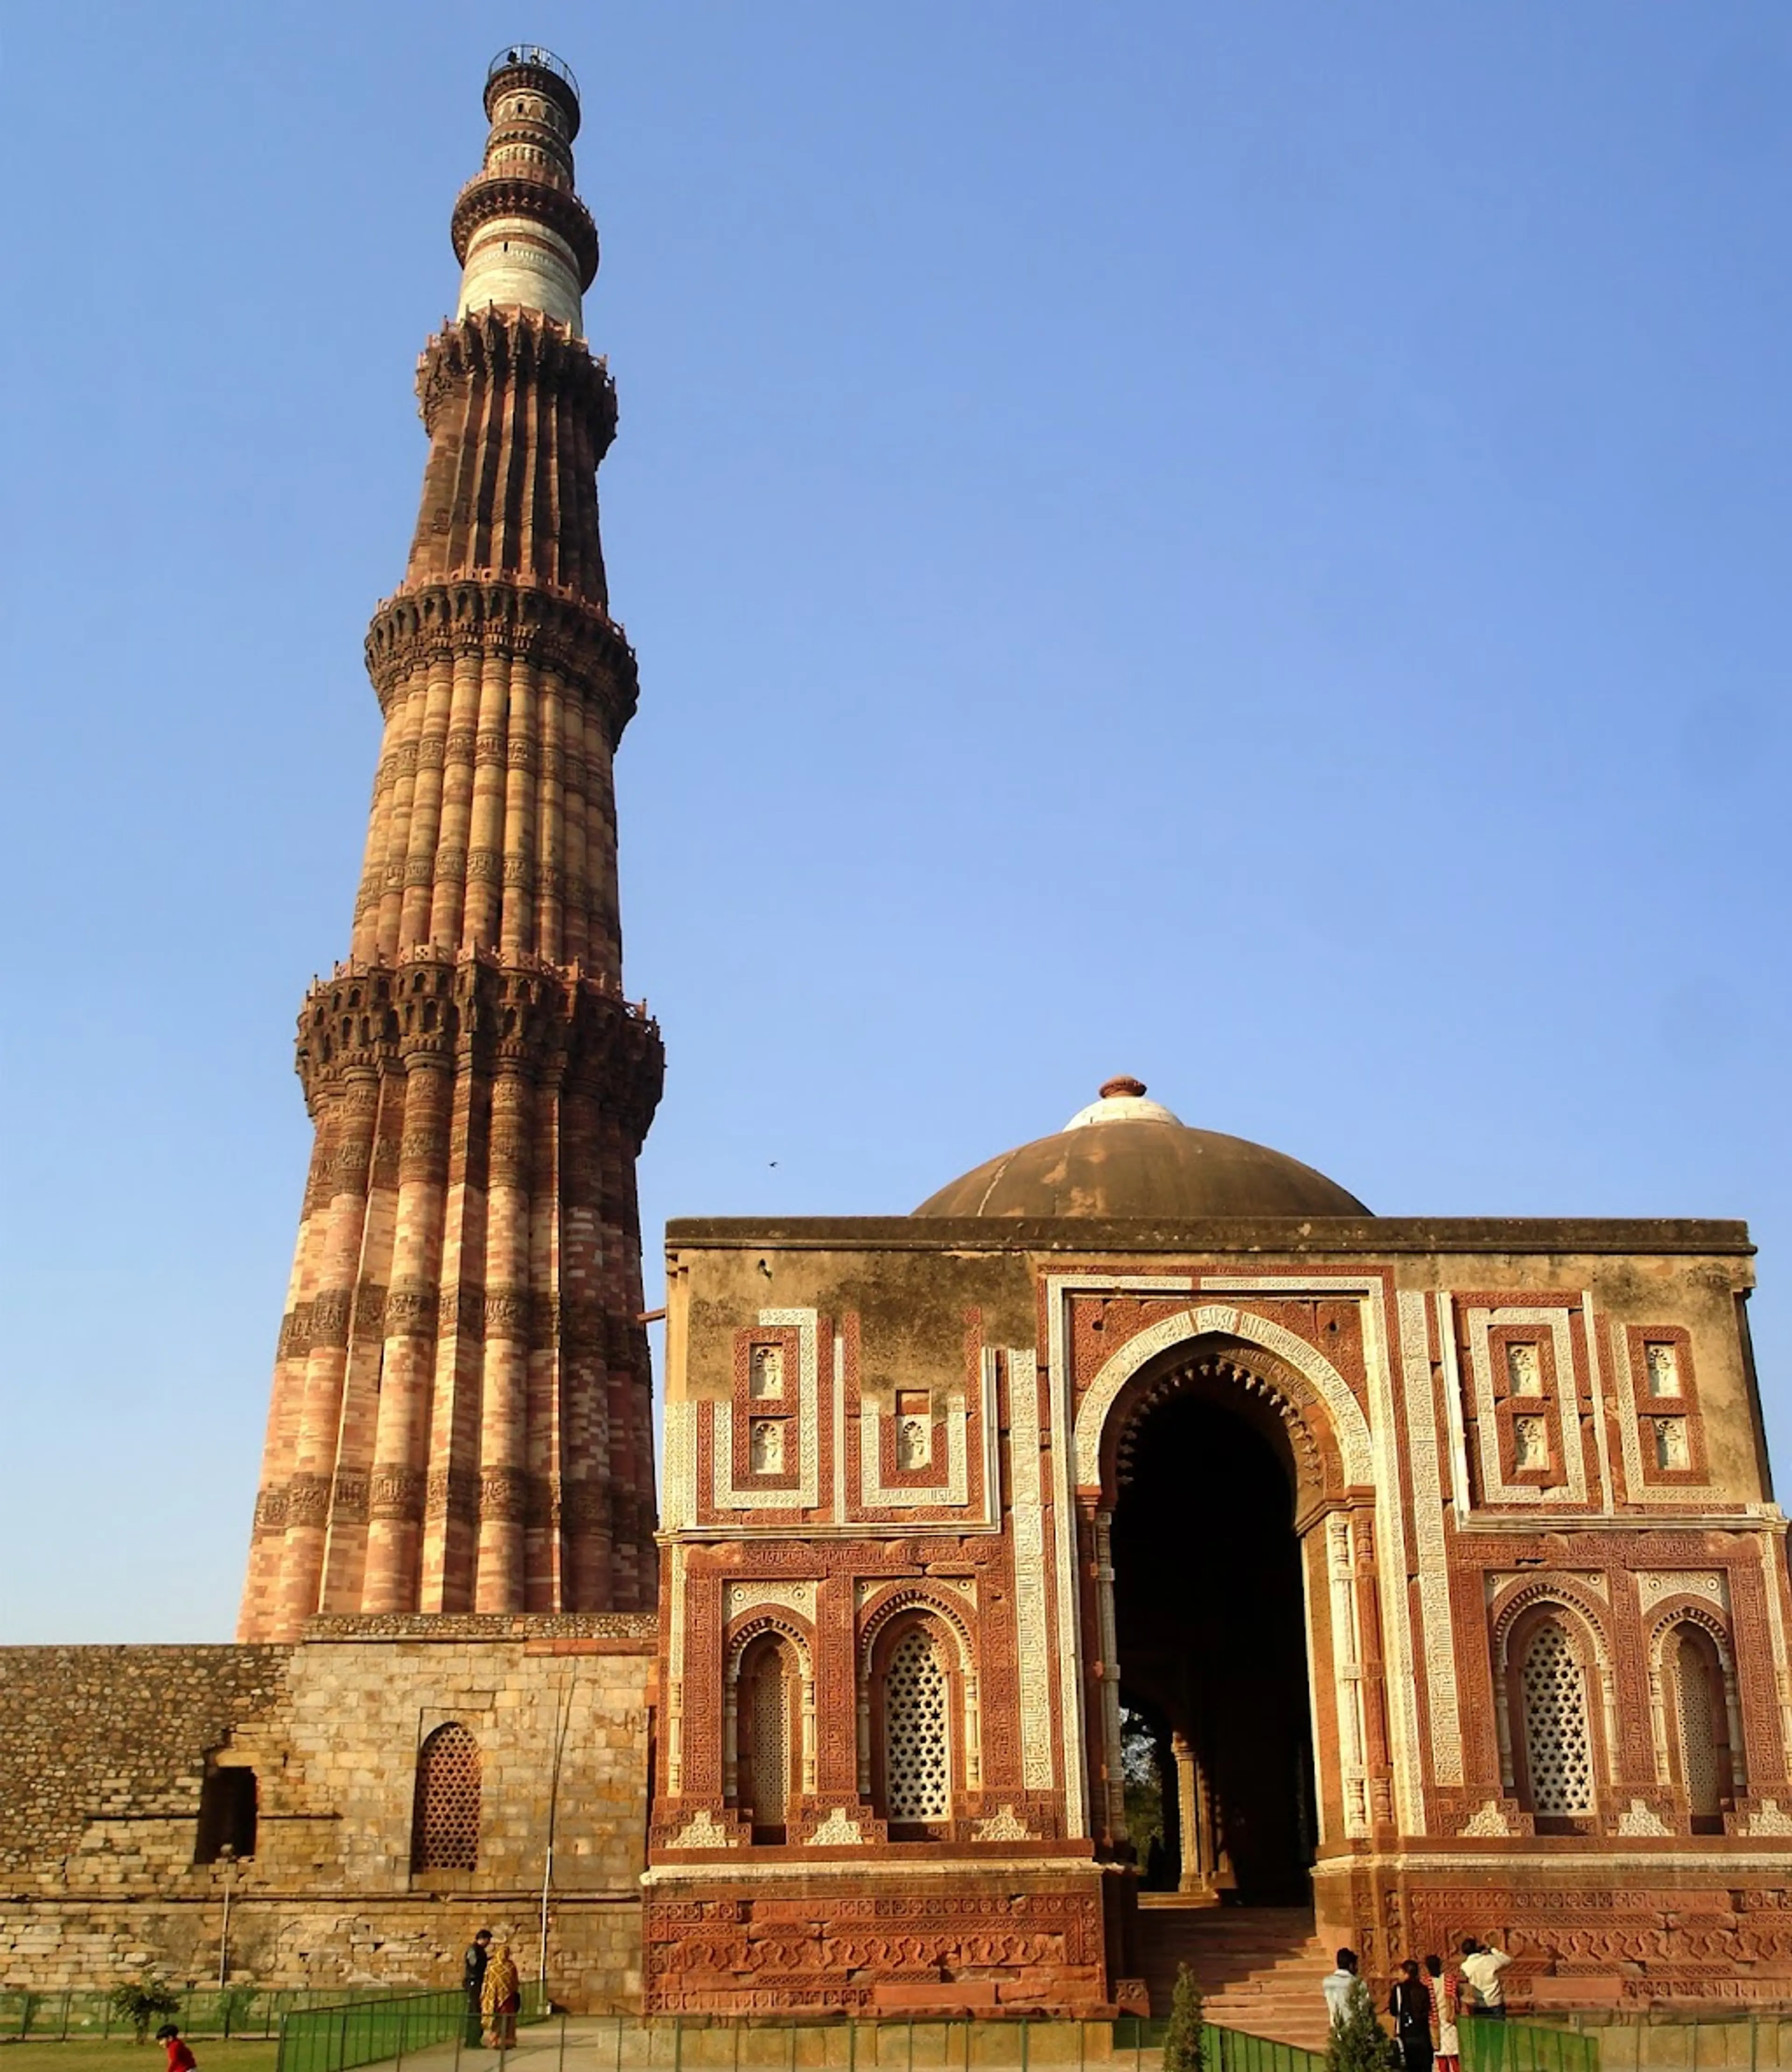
[488,43,578,96]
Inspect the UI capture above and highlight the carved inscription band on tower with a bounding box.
[239,50,663,1642]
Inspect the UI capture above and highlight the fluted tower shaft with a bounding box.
[240,49,663,1642]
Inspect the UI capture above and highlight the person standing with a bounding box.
[462,1928,492,2047]
[482,1940,522,2050]
[1461,1938,1512,2020]
[1390,1959,1435,2072]
[1323,1947,1362,2028]
[1428,1955,1460,2072]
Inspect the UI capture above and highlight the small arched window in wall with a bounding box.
[737,1634,798,1842]
[1518,1617,1595,1825]
[879,1621,952,1834]
[411,1722,481,1872]
[1669,1623,1733,1833]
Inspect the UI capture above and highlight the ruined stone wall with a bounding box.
[0,1622,654,2006]
[0,1646,291,1876]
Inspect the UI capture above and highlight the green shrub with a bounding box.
[1163,1962,1205,2072]
[110,1979,182,2044]
[1327,1975,1391,2072]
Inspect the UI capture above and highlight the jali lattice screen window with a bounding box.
[883,1625,951,1823]
[411,1722,482,1871]
[743,1642,793,1831]
[1520,1621,1594,1816]
[1674,1629,1722,1820]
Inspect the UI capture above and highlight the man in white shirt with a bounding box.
[1323,1948,1362,2027]
[1460,1938,1512,2019]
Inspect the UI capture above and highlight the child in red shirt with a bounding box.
[155,2025,196,2072]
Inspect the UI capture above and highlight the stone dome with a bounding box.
[912,1077,1370,1220]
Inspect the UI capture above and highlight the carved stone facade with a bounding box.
[648,1204,1792,2013]
[239,49,661,1641]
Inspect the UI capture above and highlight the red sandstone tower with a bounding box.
[239,49,662,1641]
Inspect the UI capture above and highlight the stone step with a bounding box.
[1130,1902,1337,2045]
[1143,1954,1330,1973]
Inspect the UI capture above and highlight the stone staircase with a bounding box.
[1132,1901,1336,2051]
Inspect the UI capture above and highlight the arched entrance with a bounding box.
[1110,1363,1316,1902]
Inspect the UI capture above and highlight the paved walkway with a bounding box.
[369,2014,1183,2072]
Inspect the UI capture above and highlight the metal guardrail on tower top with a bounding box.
[487,45,580,96]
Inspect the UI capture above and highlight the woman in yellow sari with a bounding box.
[480,1942,521,2049]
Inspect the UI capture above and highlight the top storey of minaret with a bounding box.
[452,45,599,336]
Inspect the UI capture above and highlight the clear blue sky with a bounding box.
[2,3,1788,1640]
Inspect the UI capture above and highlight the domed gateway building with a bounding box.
[651,1080,1788,2019]
[5,50,1792,2035]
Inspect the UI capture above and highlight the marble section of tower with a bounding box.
[239,51,663,1641]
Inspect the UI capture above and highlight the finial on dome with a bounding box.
[1063,1078,1184,1131]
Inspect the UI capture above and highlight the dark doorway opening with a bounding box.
[195,1765,257,1863]
[1111,1384,1316,1904]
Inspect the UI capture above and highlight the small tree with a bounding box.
[110,1980,181,2044]
[1326,1976,1390,2072]
[1163,1962,1205,2072]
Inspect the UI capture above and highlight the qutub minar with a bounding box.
[6,48,1792,2032]
[237,41,662,1642]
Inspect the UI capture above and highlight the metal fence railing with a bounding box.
[1533,2016,1792,2072]
[1202,2020,1326,2072]
[277,1984,548,2072]
[1463,2020,1603,2072]
[564,2016,1577,2072]
[621,2015,1323,2072]
[0,1987,374,2042]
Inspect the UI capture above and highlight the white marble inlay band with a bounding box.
[1400,1290,1462,1787]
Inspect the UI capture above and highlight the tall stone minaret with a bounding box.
[239,48,664,1641]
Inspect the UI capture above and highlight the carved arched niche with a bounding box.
[722,1612,816,1841]
[1078,1330,1379,1876]
[1099,1337,1344,1525]
[1646,1602,1743,1831]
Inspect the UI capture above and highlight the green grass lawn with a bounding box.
[0,2045,278,2072]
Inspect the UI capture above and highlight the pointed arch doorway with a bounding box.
[1109,1349,1319,1904]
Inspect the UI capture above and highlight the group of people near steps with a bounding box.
[1324,1939,1513,2072]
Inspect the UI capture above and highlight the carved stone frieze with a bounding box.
[383,1281,439,1337]
[479,1468,532,1523]
[308,1288,352,1349]
[666,1809,738,1850]
[284,1474,333,1528]
[368,1467,425,1522]
[329,1471,369,1523]
[725,1581,817,1623]
[423,1467,480,1525]
[642,1883,1107,2015]
[1637,1570,1726,1612]
[971,1804,1033,1841]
